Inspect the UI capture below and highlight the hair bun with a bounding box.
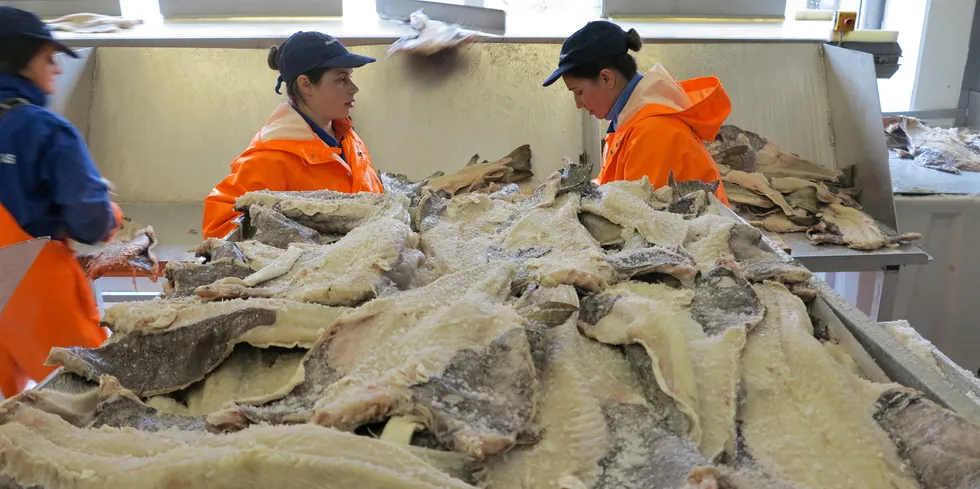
[267,45,280,71]
[625,28,642,52]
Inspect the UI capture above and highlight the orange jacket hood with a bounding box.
[617,64,731,142]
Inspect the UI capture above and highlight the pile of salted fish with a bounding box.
[2,158,977,489]
[707,125,921,251]
[885,115,980,174]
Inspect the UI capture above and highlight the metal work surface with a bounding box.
[890,155,980,195]
[712,201,931,272]
[767,230,931,272]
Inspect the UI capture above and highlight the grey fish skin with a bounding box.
[579,211,625,247]
[410,327,539,459]
[667,171,721,201]
[578,293,623,326]
[247,204,337,249]
[874,387,980,489]
[596,403,708,489]
[46,308,278,397]
[667,190,709,218]
[163,259,253,297]
[691,265,764,335]
[90,391,209,433]
[606,246,700,283]
[620,346,691,438]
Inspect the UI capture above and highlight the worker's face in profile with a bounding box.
[298,68,359,121]
[563,69,619,120]
[20,43,62,95]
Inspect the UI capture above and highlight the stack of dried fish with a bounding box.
[708,125,921,251]
[1,158,976,489]
[885,115,980,174]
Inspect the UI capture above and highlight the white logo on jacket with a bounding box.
[0,154,15,165]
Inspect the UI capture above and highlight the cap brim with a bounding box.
[319,53,376,69]
[542,65,571,87]
[52,41,79,59]
[16,33,79,59]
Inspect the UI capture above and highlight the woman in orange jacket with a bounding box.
[202,31,384,239]
[0,7,122,397]
[543,21,731,206]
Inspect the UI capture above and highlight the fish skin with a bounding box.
[723,171,803,218]
[874,387,980,489]
[77,226,159,281]
[45,308,278,397]
[885,115,980,174]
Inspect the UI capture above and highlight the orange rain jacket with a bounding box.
[599,64,732,206]
[202,102,384,239]
[0,203,119,397]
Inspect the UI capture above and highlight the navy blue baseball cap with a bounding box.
[0,6,78,58]
[274,31,375,94]
[542,20,630,87]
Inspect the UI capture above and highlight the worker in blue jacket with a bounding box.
[0,6,123,398]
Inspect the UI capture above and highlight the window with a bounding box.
[156,0,342,19]
[376,0,506,33]
[602,0,788,19]
[6,0,122,17]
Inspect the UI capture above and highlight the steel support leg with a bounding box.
[872,265,901,322]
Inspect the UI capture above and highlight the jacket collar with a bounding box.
[606,73,643,133]
[0,73,47,107]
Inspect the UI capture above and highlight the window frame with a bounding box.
[376,0,506,34]
[5,0,122,17]
[601,0,788,19]
[156,0,342,19]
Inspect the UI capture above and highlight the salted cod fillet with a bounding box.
[48,297,348,398]
[578,274,758,461]
[739,281,918,489]
[722,171,802,218]
[246,204,340,248]
[0,403,477,489]
[416,192,516,277]
[498,191,697,291]
[77,226,159,280]
[212,263,537,460]
[0,375,208,432]
[683,216,812,284]
[426,145,533,195]
[726,182,777,209]
[483,321,792,489]
[579,177,690,247]
[145,345,308,418]
[708,125,843,182]
[884,115,980,174]
[874,387,980,489]
[806,204,921,251]
[234,189,409,235]
[47,308,280,397]
[196,216,420,306]
[162,240,253,297]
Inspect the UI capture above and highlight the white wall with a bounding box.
[910,0,978,112]
[87,43,837,204]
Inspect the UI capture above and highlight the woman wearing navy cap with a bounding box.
[203,31,383,239]
[0,6,123,397]
[544,21,731,205]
